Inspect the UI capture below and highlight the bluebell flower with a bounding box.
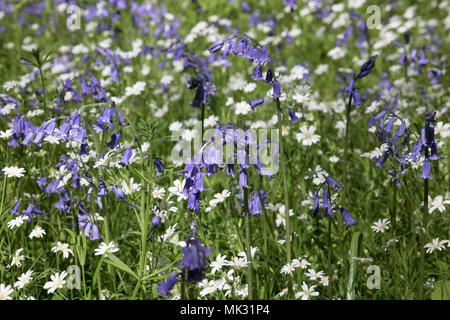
[121,148,133,166]
[338,207,356,226]
[272,81,281,98]
[106,132,121,149]
[154,159,164,176]
[112,185,125,199]
[414,111,438,180]
[311,175,355,225]
[248,97,264,109]
[419,160,431,179]
[11,199,22,215]
[178,236,211,282]
[79,207,101,241]
[98,180,108,197]
[152,215,161,227]
[157,275,178,297]
[356,55,378,79]
[288,108,300,123]
[251,65,265,81]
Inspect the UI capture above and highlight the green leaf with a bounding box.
[92,257,104,287]
[347,231,363,300]
[104,253,138,279]
[431,281,450,300]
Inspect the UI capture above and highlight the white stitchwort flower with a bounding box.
[10,248,25,267]
[14,270,33,289]
[152,186,166,199]
[319,276,329,286]
[8,215,28,229]
[198,279,219,297]
[298,258,311,269]
[424,238,450,254]
[121,177,141,195]
[210,254,229,275]
[29,225,46,239]
[229,256,249,269]
[2,166,26,178]
[0,284,14,300]
[371,218,390,233]
[43,271,68,294]
[428,195,450,214]
[281,263,296,275]
[51,242,74,259]
[235,101,252,115]
[305,268,324,280]
[295,282,319,300]
[296,125,321,146]
[94,241,119,256]
[209,189,231,207]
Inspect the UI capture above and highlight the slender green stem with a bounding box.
[132,184,149,299]
[419,152,429,299]
[343,92,353,187]
[201,103,205,143]
[38,66,47,109]
[243,182,254,300]
[404,49,408,81]
[327,218,332,297]
[276,98,292,297]
[0,176,7,216]
[181,269,187,300]
[391,181,397,235]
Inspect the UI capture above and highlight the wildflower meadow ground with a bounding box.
[0,0,449,302]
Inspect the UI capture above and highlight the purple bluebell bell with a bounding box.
[338,208,356,226]
[413,111,438,180]
[121,148,133,166]
[11,199,22,215]
[106,132,121,149]
[208,39,226,53]
[272,81,281,98]
[419,160,431,179]
[178,236,211,282]
[252,65,265,82]
[248,97,264,109]
[356,55,378,79]
[112,185,125,199]
[152,215,162,227]
[288,108,300,123]
[79,209,101,240]
[157,275,178,297]
[311,175,355,225]
[98,180,108,197]
[154,159,164,176]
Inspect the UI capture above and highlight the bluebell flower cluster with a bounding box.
[347,55,377,107]
[312,176,355,226]
[179,123,273,215]
[411,111,438,180]
[157,235,211,296]
[209,34,278,109]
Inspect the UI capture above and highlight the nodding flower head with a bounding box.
[157,275,178,297]
[311,175,355,225]
[356,55,378,79]
[178,236,211,282]
[412,111,438,180]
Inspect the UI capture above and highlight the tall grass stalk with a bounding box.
[244,183,254,300]
[418,149,429,299]
[276,98,292,297]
